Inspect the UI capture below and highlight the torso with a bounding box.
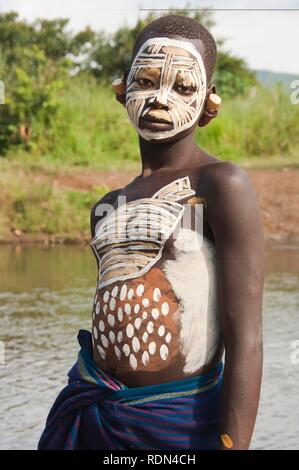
[90,165,224,386]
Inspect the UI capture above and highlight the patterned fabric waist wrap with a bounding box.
[37,329,223,450]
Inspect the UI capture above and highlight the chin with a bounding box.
[141,127,195,145]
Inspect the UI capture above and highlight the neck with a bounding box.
[138,132,200,177]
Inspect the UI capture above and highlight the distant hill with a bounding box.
[255,69,298,89]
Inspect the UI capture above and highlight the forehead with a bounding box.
[132,36,203,69]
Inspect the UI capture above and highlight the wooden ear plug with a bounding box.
[112,78,126,95]
[206,93,221,112]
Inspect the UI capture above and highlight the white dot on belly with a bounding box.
[126,323,134,338]
[134,318,141,329]
[109,330,116,344]
[103,304,108,315]
[142,332,148,343]
[127,288,134,300]
[132,336,140,353]
[95,302,100,315]
[114,345,121,360]
[111,285,118,297]
[129,354,137,370]
[134,304,140,314]
[160,344,169,360]
[142,351,149,366]
[107,313,115,327]
[123,344,130,357]
[99,320,105,332]
[93,326,98,340]
[136,284,145,296]
[117,331,123,343]
[158,325,165,336]
[103,290,110,303]
[151,308,159,320]
[165,332,172,343]
[142,311,148,320]
[109,297,116,311]
[120,284,127,301]
[148,341,156,355]
[161,302,169,316]
[142,298,149,308]
[97,344,106,359]
[124,303,131,315]
[117,307,123,322]
[147,321,154,334]
[101,334,109,348]
[153,287,161,302]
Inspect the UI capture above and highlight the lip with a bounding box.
[139,118,174,131]
[142,114,172,125]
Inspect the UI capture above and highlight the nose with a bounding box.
[148,91,170,109]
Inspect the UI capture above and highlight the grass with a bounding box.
[0,159,110,240]
[3,77,299,170]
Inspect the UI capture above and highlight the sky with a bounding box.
[0,0,298,75]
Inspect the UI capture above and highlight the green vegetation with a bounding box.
[4,78,298,168]
[0,159,110,240]
[0,6,257,155]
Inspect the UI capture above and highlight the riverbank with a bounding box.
[0,162,298,245]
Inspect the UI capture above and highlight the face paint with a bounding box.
[126,37,207,141]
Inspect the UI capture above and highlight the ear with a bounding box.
[198,84,221,128]
[112,68,130,107]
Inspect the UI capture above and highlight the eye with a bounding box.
[135,78,154,88]
[174,83,197,94]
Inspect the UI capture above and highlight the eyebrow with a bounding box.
[135,67,160,81]
[175,71,197,87]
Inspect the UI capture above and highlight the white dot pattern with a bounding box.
[101,334,109,348]
[161,302,169,316]
[149,341,156,355]
[160,344,169,360]
[126,323,134,338]
[93,280,176,372]
[103,290,109,303]
[158,325,165,336]
[132,336,141,353]
[153,287,162,302]
[129,354,137,370]
[151,307,160,320]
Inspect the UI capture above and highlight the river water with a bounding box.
[0,244,298,450]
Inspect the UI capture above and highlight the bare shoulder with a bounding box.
[201,160,251,188]
[198,161,263,243]
[198,160,256,204]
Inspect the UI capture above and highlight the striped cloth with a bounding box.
[38,329,223,450]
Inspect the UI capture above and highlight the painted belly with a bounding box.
[92,267,182,373]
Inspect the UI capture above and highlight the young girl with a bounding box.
[38,15,264,451]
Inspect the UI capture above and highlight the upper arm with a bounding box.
[204,162,265,350]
